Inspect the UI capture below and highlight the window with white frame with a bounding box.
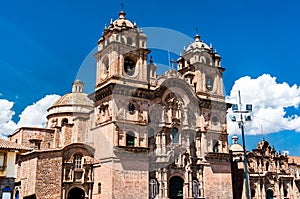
[0,152,6,171]
[74,154,83,169]
[192,180,200,197]
[149,179,158,199]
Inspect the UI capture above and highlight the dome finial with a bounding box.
[150,56,154,63]
[72,79,84,93]
[119,2,126,19]
[194,34,200,42]
[194,27,201,41]
[232,135,239,144]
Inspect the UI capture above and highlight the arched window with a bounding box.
[126,131,135,147]
[284,189,288,197]
[74,154,83,169]
[172,128,179,143]
[251,189,256,198]
[200,56,206,63]
[213,140,219,152]
[121,37,125,44]
[98,183,101,194]
[103,56,109,70]
[62,118,68,126]
[124,57,136,76]
[127,37,132,45]
[266,162,269,171]
[206,76,213,91]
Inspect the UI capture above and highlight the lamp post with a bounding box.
[230,91,252,199]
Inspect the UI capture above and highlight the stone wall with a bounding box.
[20,157,37,197]
[113,170,148,199]
[35,151,62,199]
[9,128,55,150]
[204,162,233,198]
[19,151,63,199]
[93,165,113,199]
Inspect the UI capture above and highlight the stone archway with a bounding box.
[67,187,85,199]
[169,176,184,199]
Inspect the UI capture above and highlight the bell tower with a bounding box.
[94,10,150,90]
[178,34,224,102]
[91,10,152,199]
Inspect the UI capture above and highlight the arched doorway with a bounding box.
[169,176,184,199]
[67,187,85,199]
[266,189,274,199]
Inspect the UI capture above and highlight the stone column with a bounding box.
[275,180,280,198]
[156,133,161,155]
[202,73,206,91]
[62,188,66,199]
[162,132,166,155]
[163,169,168,198]
[114,127,119,146]
[118,55,124,76]
[88,184,92,199]
[184,170,189,199]
[201,132,207,158]
[256,181,260,198]
[188,170,193,198]
[156,170,163,198]
[199,171,204,198]
[182,107,188,126]
[63,168,66,182]
[196,135,201,158]
[261,179,265,198]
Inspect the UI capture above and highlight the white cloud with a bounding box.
[17,94,60,128]
[0,94,60,137]
[0,99,17,137]
[226,74,300,135]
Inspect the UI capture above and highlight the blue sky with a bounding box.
[0,0,300,155]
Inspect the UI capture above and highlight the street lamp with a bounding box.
[230,90,252,199]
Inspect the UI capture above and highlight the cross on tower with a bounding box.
[120,2,125,10]
[170,59,175,70]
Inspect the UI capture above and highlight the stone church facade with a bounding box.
[9,10,234,199]
[230,136,300,199]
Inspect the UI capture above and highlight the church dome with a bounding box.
[47,80,93,115]
[52,92,92,107]
[229,135,244,152]
[185,34,210,52]
[112,11,134,29]
[99,10,136,44]
[230,143,244,152]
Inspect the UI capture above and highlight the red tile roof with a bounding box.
[0,138,32,152]
[288,156,300,164]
